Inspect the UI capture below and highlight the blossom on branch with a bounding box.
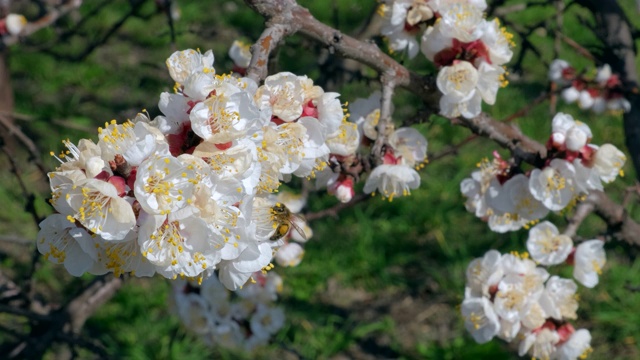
[419,3,513,118]
[461,112,625,232]
[171,272,285,350]
[549,59,631,114]
[462,249,594,359]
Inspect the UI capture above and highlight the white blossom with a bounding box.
[4,14,27,35]
[363,164,421,200]
[478,18,514,66]
[66,179,136,240]
[465,249,503,298]
[229,40,252,69]
[189,90,261,144]
[37,214,97,276]
[529,159,577,211]
[593,143,626,183]
[540,276,578,320]
[134,155,199,216]
[526,221,573,266]
[388,127,427,167]
[379,0,428,59]
[518,328,559,359]
[438,3,484,42]
[549,59,572,84]
[255,72,305,122]
[555,329,592,360]
[461,297,500,344]
[166,49,215,85]
[573,239,606,288]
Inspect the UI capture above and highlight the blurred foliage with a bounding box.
[1,0,640,358]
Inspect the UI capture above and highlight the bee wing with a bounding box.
[288,214,309,241]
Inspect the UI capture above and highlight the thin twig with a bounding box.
[304,193,368,221]
[428,135,478,162]
[371,71,396,165]
[56,332,109,358]
[0,235,32,245]
[564,200,596,238]
[500,91,551,123]
[0,145,44,299]
[622,183,640,207]
[1,0,84,47]
[0,114,48,177]
[0,304,50,321]
[556,32,596,62]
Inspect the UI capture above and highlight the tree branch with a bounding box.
[244,0,640,246]
[7,275,123,359]
[371,71,396,165]
[244,0,439,108]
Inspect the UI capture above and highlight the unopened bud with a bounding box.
[565,127,587,152]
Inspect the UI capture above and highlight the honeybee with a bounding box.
[269,203,308,241]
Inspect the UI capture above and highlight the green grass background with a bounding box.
[2,0,640,358]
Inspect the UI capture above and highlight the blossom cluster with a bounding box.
[549,60,631,114]
[172,271,285,350]
[461,112,626,233]
[380,0,514,118]
[37,48,363,290]
[462,249,595,359]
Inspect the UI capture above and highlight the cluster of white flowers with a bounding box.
[379,0,487,59]
[461,112,626,233]
[172,271,285,350]
[0,13,27,36]
[380,0,513,118]
[549,60,631,113]
[37,48,355,290]
[462,249,594,360]
[315,92,429,202]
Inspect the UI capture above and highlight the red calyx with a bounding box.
[556,323,575,344]
[301,100,318,118]
[232,65,247,76]
[127,168,138,191]
[561,67,577,80]
[403,21,421,35]
[168,123,202,156]
[271,116,286,125]
[383,149,399,165]
[214,142,233,151]
[433,39,491,67]
[108,176,128,197]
